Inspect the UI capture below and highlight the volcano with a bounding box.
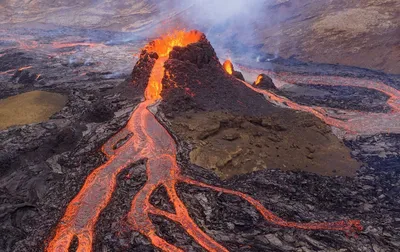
[43,31,363,252]
[1,28,400,252]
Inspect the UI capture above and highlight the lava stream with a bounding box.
[237,65,400,135]
[18,66,33,71]
[46,31,362,252]
[0,69,16,75]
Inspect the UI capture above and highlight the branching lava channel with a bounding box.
[46,30,362,252]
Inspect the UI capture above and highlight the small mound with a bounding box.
[0,90,67,130]
[254,74,277,90]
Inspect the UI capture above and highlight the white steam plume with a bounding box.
[150,0,278,65]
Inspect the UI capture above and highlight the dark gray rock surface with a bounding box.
[0,28,399,252]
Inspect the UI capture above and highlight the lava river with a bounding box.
[46,30,362,252]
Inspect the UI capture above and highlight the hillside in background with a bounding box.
[1,0,399,73]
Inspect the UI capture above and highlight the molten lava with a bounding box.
[144,30,202,100]
[0,69,16,75]
[238,64,400,135]
[255,74,263,85]
[46,30,362,252]
[223,59,233,75]
[18,66,33,71]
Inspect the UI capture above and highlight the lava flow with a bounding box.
[46,30,362,252]
[18,66,33,71]
[237,65,400,135]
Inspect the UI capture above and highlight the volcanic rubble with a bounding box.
[0,34,399,252]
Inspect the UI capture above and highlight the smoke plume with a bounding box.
[151,0,275,61]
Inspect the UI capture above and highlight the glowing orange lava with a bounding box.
[18,66,33,71]
[144,30,202,100]
[46,31,362,252]
[0,69,16,75]
[255,74,263,85]
[223,59,233,75]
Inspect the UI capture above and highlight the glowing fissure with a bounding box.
[1,66,33,76]
[18,66,33,71]
[0,69,16,75]
[46,31,362,252]
[237,65,400,135]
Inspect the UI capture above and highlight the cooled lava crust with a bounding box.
[1,31,399,252]
[160,36,278,116]
[153,35,359,178]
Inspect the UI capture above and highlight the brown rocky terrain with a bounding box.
[0,91,67,130]
[257,0,400,74]
[1,0,399,73]
[169,111,359,179]
[204,0,400,74]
